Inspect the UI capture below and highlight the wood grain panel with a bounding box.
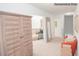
[0,11,32,56]
[2,15,21,56]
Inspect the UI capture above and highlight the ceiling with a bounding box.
[30,3,77,15]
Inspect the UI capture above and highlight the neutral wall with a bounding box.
[50,15,64,38]
[50,17,55,38]
[74,4,79,56]
[42,18,48,42]
[0,3,52,17]
[32,16,43,29]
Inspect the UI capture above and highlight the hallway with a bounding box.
[33,38,63,56]
[0,3,78,56]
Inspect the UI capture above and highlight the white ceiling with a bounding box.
[30,3,77,15]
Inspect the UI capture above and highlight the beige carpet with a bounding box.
[33,38,63,56]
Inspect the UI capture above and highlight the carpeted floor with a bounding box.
[33,38,63,56]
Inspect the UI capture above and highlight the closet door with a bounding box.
[2,15,21,56]
[20,16,32,56]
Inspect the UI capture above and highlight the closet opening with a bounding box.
[32,15,44,41]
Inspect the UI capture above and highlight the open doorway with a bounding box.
[31,16,52,42]
[32,15,44,41]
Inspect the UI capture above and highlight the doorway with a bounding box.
[32,15,44,41]
[64,15,73,35]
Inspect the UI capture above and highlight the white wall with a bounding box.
[42,18,48,42]
[50,15,64,38]
[55,15,64,37]
[47,20,51,39]
[74,4,79,56]
[50,17,55,38]
[32,16,42,29]
[0,3,52,16]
